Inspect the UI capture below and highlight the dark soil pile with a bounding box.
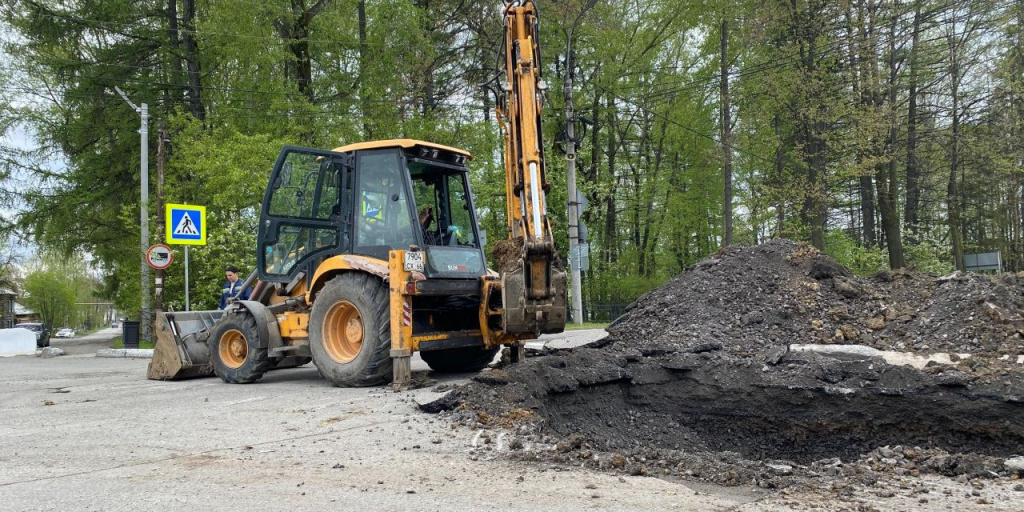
[492,237,525,273]
[423,239,1024,493]
[608,239,1024,362]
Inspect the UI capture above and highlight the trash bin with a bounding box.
[122,321,141,349]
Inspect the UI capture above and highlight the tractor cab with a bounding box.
[257,140,487,283]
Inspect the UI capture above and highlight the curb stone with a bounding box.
[96,348,154,359]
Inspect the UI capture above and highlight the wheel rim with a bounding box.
[322,301,363,364]
[218,329,247,369]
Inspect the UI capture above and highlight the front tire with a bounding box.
[309,273,392,387]
[421,346,499,373]
[209,313,272,384]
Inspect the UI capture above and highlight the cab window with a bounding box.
[355,150,416,249]
[261,149,348,278]
[409,162,478,247]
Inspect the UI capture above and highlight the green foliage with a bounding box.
[22,269,76,328]
[2,0,1024,321]
[112,338,155,350]
[903,224,955,274]
[903,242,954,275]
[823,230,888,276]
[160,116,294,310]
[22,252,108,328]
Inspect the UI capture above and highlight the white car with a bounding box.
[55,328,75,339]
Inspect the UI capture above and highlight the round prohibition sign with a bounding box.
[146,244,174,270]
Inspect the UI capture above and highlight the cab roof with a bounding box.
[332,139,472,161]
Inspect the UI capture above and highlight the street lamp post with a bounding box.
[564,0,597,325]
[113,87,150,344]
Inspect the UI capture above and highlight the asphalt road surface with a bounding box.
[49,327,120,355]
[0,328,778,512]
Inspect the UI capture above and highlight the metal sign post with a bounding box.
[165,203,207,312]
[563,0,598,325]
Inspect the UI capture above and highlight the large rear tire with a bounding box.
[209,313,272,384]
[420,346,499,373]
[309,273,392,387]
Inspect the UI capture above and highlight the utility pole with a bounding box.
[564,55,583,325]
[114,87,150,343]
[155,124,167,316]
[564,0,597,325]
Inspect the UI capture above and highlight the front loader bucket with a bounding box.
[146,310,224,380]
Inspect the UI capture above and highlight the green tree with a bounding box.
[22,270,76,329]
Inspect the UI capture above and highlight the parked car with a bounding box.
[56,328,75,339]
[15,322,50,348]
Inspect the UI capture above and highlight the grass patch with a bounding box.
[111,338,155,349]
[565,322,609,331]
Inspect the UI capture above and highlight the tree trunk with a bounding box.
[773,113,786,238]
[948,58,964,270]
[181,0,205,120]
[602,94,618,265]
[276,0,332,102]
[792,5,828,250]
[876,4,904,268]
[877,161,904,268]
[806,121,828,250]
[720,19,734,246]
[639,122,667,277]
[860,176,876,247]
[166,0,183,103]
[852,0,876,248]
[904,0,923,239]
[358,0,371,137]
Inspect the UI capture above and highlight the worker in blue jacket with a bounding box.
[219,265,251,309]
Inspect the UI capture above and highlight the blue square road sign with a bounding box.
[166,204,207,245]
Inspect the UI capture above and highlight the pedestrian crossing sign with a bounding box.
[166,204,207,245]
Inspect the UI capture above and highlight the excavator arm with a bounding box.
[495,0,566,334]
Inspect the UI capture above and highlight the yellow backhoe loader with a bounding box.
[147,1,565,387]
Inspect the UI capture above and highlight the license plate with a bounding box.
[404,251,424,272]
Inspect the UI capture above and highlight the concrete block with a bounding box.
[96,348,153,359]
[39,347,65,358]
[0,328,37,357]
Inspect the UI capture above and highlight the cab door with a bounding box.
[258,147,354,283]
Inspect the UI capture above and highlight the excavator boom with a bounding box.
[496,0,567,334]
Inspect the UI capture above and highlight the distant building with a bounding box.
[14,302,36,324]
[0,289,16,328]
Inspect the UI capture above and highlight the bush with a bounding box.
[824,230,889,276]
[903,239,953,274]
